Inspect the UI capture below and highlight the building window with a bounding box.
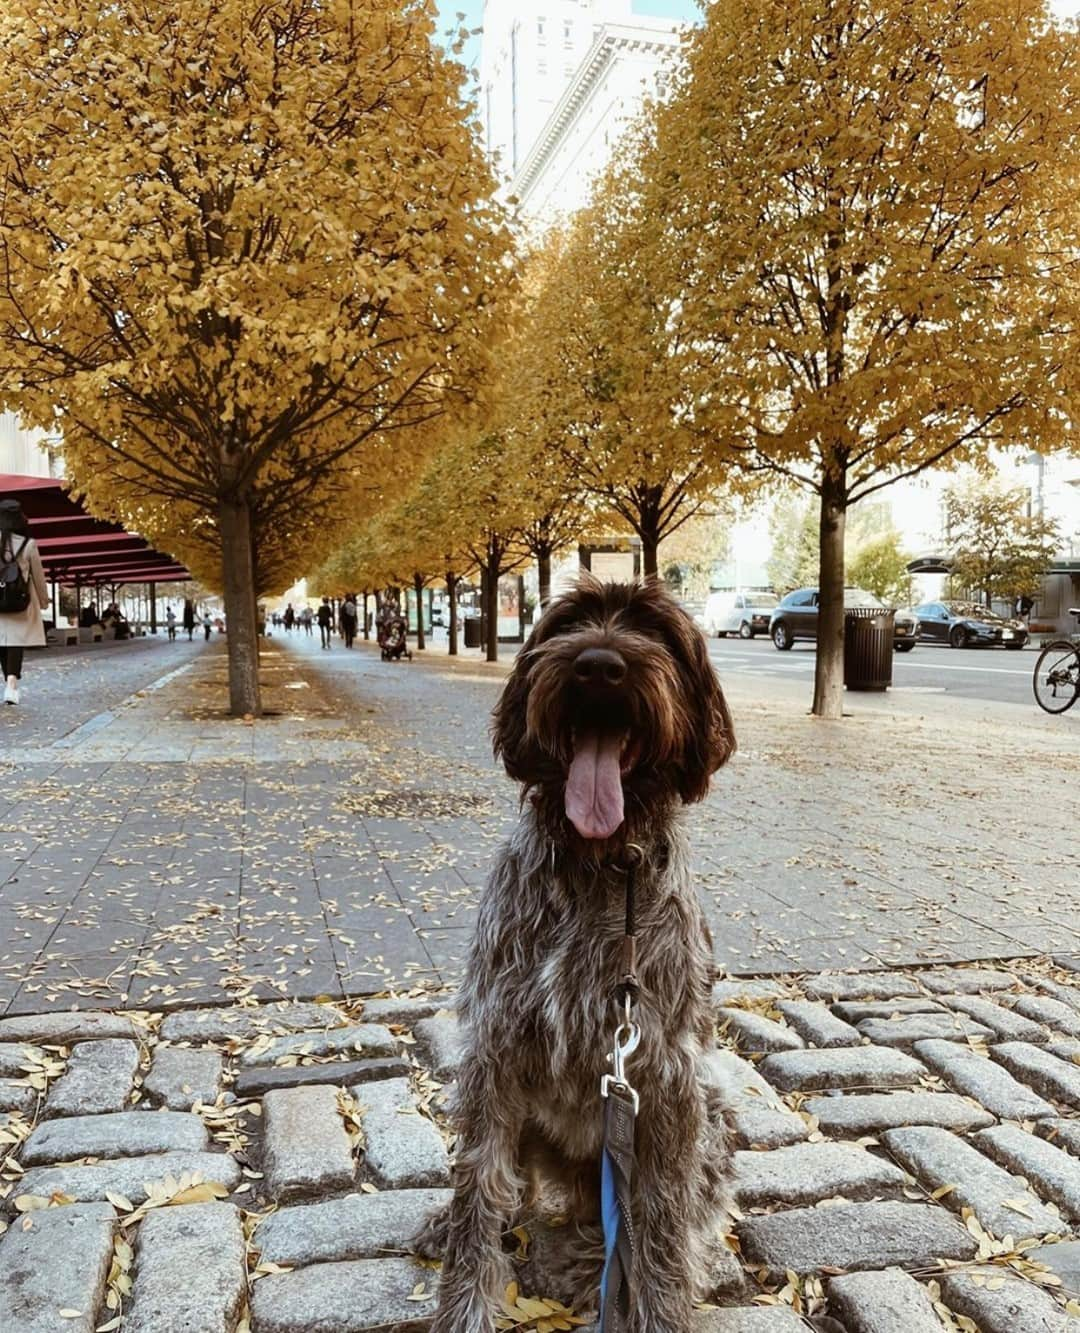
[564,20,572,46]
[537,17,546,43]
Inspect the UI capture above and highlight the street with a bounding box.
[708,634,1041,707]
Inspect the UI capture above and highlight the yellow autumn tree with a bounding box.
[515,178,743,581]
[0,0,511,714]
[634,0,1080,717]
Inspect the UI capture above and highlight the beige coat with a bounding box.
[0,536,49,649]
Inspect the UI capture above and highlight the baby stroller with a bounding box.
[379,614,412,662]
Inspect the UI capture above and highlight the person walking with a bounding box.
[202,610,213,642]
[300,605,314,636]
[339,594,358,648]
[165,606,177,641]
[317,597,333,649]
[182,598,196,641]
[0,499,49,706]
[283,603,295,633]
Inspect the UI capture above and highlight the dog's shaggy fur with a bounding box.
[415,577,736,1332]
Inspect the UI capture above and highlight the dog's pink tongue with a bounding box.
[566,733,625,840]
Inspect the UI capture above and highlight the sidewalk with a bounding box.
[3,960,1080,1331]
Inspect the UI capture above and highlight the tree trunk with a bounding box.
[218,497,262,717]
[414,573,426,650]
[149,583,157,634]
[447,571,459,655]
[812,470,847,721]
[362,590,369,639]
[484,549,500,662]
[538,548,552,611]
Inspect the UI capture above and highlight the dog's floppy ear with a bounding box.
[672,608,735,804]
[492,620,542,782]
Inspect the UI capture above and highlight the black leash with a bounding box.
[600,845,644,1333]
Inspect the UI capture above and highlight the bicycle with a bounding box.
[1033,608,1080,714]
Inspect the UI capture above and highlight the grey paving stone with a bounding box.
[920,967,1020,995]
[692,1310,809,1331]
[737,1200,977,1278]
[857,1012,993,1048]
[239,1022,397,1066]
[704,1049,807,1149]
[356,1077,450,1189]
[828,1267,943,1333]
[977,1123,1080,1222]
[262,1085,355,1202]
[0,1078,35,1113]
[938,1267,1080,1332]
[915,1039,1056,1120]
[804,973,919,1002]
[1050,1039,1080,1063]
[0,1201,116,1333]
[21,1109,208,1165]
[775,1000,861,1048]
[234,1055,409,1099]
[1030,1239,1080,1296]
[759,1046,926,1092]
[144,1046,223,1109]
[255,1188,453,1266]
[361,994,454,1025]
[159,1001,345,1044]
[19,1150,242,1204]
[712,978,788,1007]
[1014,996,1080,1039]
[882,1126,1062,1239]
[733,1141,906,1207]
[1039,1120,1080,1157]
[1030,978,1080,1012]
[937,993,1050,1042]
[993,1042,1080,1108]
[832,998,945,1022]
[126,1201,246,1333]
[805,1091,994,1137]
[249,1256,436,1332]
[43,1039,140,1118]
[0,1012,139,1044]
[0,1042,46,1077]
[720,1009,804,1053]
[412,1013,462,1080]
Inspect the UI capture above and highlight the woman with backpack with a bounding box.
[0,498,49,706]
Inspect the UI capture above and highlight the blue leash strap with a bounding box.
[599,848,643,1333]
[599,1079,637,1331]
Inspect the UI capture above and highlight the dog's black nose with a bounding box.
[573,647,627,688]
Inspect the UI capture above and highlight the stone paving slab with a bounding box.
[938,1267,1080,1332]
[737,1200,978,1277]
[882,1125,1062,1239]
[977,1122,1080,1221]
[937,993,1050,1042]
[159,1002,346,1044]
[914,1039,1057,1120]
[126,1202,246,1333]
[805,1090,995,1137]
[0,1201,116,1333]
[255,1188,453,1267]
[42,1038,140,1118]
[734,1141,906,1207]
[720,1009,805,1053]
[234,1054,409,1098]
[262,1084,355,1201]
[238,1022,397,1066]
[249,1256,435,1333]
[993,1042,1080,1108]
[22,1108,208,1164]
[856,1012,994,1047]
[774,1000,861,1048]
[759,1046,927,1092]
[828,1267,944,1333]
[356,1077,451,1189]
[144,1045,223,1109]
[18,1150,242,1204]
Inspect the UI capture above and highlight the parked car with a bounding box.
[704,590,779,639]
[769,587,920,651]
[913,600,1028,649]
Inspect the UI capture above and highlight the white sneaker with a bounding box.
[3,678,18,705]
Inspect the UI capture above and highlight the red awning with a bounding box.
[0,475,191,585]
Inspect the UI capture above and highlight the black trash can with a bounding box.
[844,607,895,691]
[463,615,482,649]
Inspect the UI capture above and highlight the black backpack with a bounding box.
[0,537,31,614]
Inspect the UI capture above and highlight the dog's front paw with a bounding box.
[410,1202,451,1260]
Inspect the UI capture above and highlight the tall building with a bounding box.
[480,0,685,229]
[0,412,57,479]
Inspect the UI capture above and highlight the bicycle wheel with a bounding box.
[1033,640,1080,714]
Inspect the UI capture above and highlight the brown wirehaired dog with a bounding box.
[416,576,736,1332]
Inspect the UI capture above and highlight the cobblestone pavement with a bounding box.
[4,962,1080,1329]
[1,629,1080,1018]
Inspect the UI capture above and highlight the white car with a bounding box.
[704,590,779,639]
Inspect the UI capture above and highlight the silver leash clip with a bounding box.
[601,1018,641,1114]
